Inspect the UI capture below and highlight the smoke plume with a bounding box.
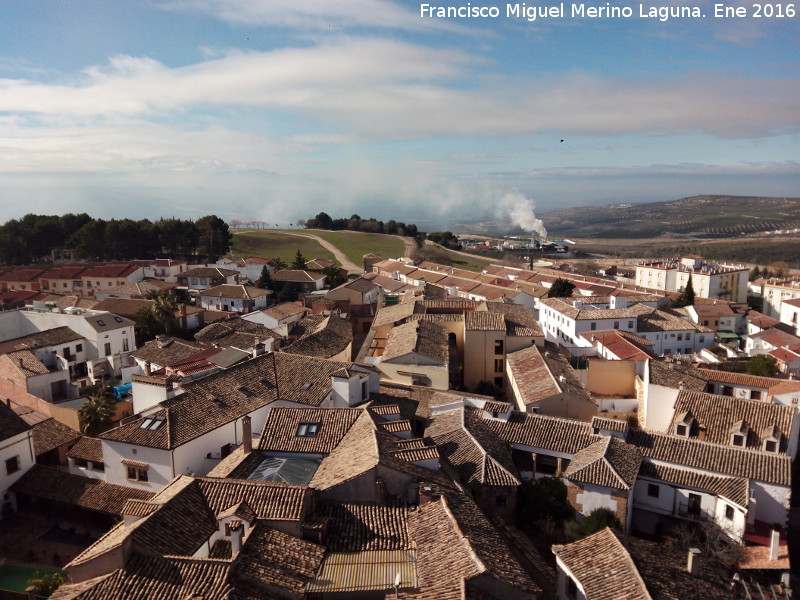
[499,192,547,238]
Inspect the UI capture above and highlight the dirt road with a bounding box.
[280,232,363,274]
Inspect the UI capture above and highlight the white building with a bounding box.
[635,255,749,303]
[762,277,800,319]
[0,402,35,518]
[198,284,271,313]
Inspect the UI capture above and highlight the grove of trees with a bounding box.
[0,213,232,264]
[303,212,418,238]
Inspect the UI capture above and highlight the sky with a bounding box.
[0,0,797,230]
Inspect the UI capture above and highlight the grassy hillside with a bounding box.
[304,230,405,266]
[538,195,800,239]
[231,230,335,265]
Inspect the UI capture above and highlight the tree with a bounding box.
[27,571,65,597]
[548,278,575,298]
[78,389,116,436]
[272,257,288,271]
[674,276,695,308]
[517,477,573,527]
[257,265,273,290]
[196,215,232,261]
[473,380,505,401]
[321,265,346,289]
[291,249,307,270]
[749,266,761,282]
[747,354,779,377]
[768,261,789,278]
[564,508,622,541]
[146,290,178,334]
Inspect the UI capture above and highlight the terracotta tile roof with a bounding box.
[10,404,49,426]
[541,348,595,407]
[194,317,279,349]
[199,284,271,299]
[698,368,795,390]
[101,279,176,297]
[341,277,380,293]
[581,330,656,360]
[748,327,800,348]
[180,266,239,278]
[0,326,84,353]
[67,436,104,463]
[541,296,654,321]
[4,350,49,375]
[0,401,31,441]
[626,428,791,485]
[102,353,361,449]
[623,534,733,599]
[738,544,790,570]
[637,308,714,333]
[564,437,642,490]
[53,554,232,600]
[310,412,379,490]
[81,263,141,278]
[669,390,795,452]
[769,347,800,364]
[648,360,708,392]
[427,409,519,487]
[480,410,599,455]
[464,311,505,331]
[91,297,153,318]
[258,407,363,453]
[282,314,352,359]
[382,319,448,363]
[31,418,80,456]
[484,301,543,336]
[553,528,650,600]
[638,462,749,507]
[231,523,325,597]
[272,269,326,282]
[194,477,307,521]
[0,268,46,282]
[130,336,204,366]
[313,499,412,551]
[506,345,561,406]
[746,310,782,329]
[372,301,419,328]
[263,301,308,320]
[39,266,89,280]
[11,464,153,515]
[591,415,629,433]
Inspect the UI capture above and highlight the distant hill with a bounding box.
[538,195,800,238]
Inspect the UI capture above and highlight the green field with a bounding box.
[231,230,335,265]
[440,249,495,272]
[303,230,405,265]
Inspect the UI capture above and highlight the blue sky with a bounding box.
[0,0,797,230]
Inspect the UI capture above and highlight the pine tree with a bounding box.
[676,276,695,307]
[291,249,307,270]
[257,265,273,290]
[548,278,575,298]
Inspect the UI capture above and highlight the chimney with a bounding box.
[18,358,24,369]
[687,547,701,575]
[770,524,781,561]
[144,362,151,376]
[241,416,252,454]
[230,521,244,555]
[418,485,436,507]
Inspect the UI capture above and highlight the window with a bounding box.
[647,483,659,498]
[628,321,634,328]
[239,386,254,397]
[92,461,105,472]
[126,466,148,482]
[676,424,688,437]
[764,440,778,453]
[725,505,735,520]
[494,340,504,355]
[122,339,129,352]
[613,321,619,329]
[751,390,761,401]
[590,322,596,331]
[96,319,106,326]
[699,336,705,343]
[74,458,88,468]
[677,333,683,341]
[535,454,558,475]
[104,343,111,356]
[566,577,578,599]
[76,343,83,353]
[114,316,123,323]
[296,422,320,437]
[494,359,504,373]
[5,456,20,475]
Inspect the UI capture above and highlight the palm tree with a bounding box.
[146,290,178,334]
[271,257,288,271]
[78,389,116,436]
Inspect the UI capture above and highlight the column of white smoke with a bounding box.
[499,192,547,238]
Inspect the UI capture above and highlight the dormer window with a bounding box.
[731,433,745,447]
[764,439,778,453]
[296,422,320,437]
[675,424,688,437]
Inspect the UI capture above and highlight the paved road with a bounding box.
[280,232,363,274]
